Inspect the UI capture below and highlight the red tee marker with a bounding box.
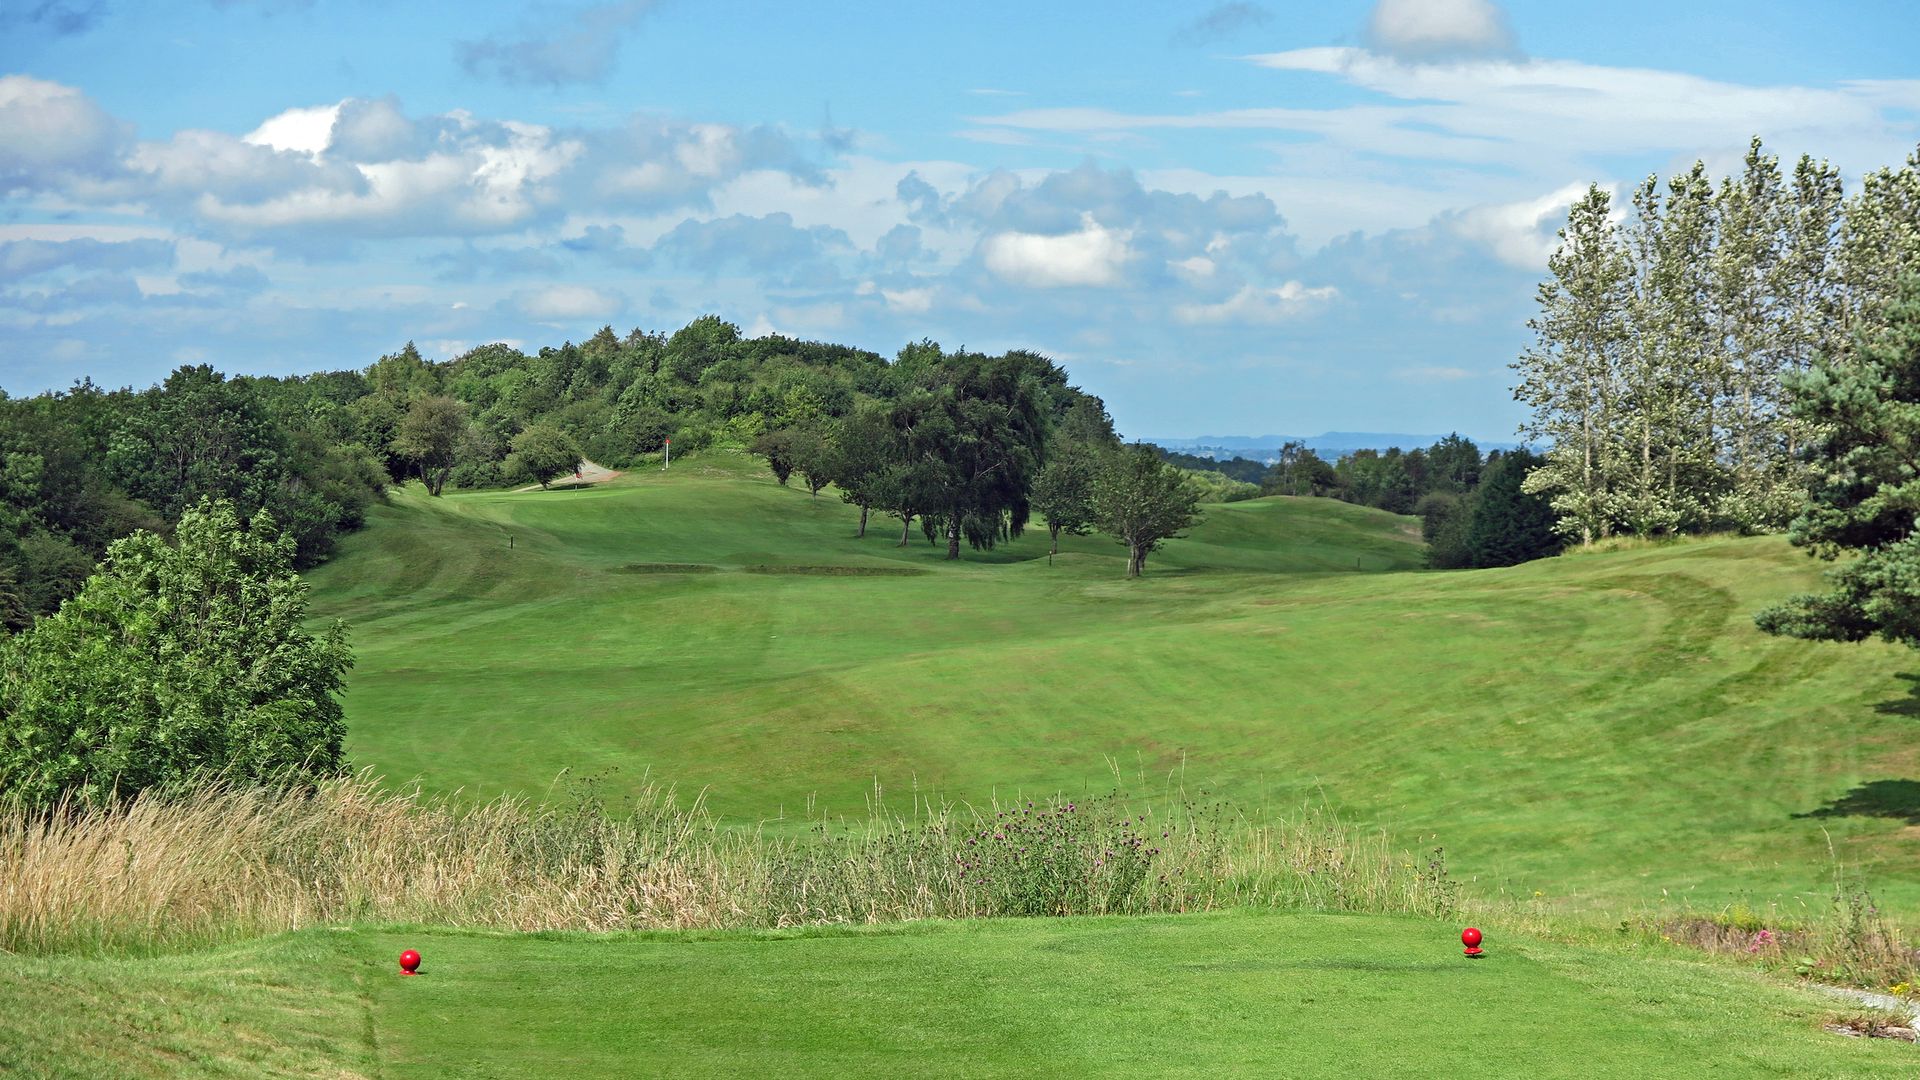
[399,949,421,976]
[1461,927,1483,958]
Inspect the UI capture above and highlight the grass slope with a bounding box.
[307,452,1920,916]
[5,913,1910,1078]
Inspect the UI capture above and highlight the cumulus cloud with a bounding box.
[0,75,131,190]
[328,97,422,161]
[514,284,623,321]
[245,104,341,155]
[458,1,656,87]
[880,286,933,314]
[6,273,147,313]
[1174,281,1337,324]
[589,119,823,210]
[981,212,1133,288]
[1363,0,1518,61]
[130,127,367,204]
[1443,182,1589,269]
[874,223,933,266]
[2,83,838,264]
[652,212,850,276]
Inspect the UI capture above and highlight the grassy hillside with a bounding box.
[307,451,1920,916]
[6,914,1911,1078]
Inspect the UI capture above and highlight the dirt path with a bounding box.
[514,459,623,493]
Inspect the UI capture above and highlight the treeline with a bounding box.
[1515,138,1920,544]
[1153,435,1561,568]
[1,318,1212,620]
[0,369,386,629]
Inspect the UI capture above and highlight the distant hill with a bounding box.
[1147,432,1522,461]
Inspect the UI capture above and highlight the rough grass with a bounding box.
[0,774,1459,957]
[306,451,1920,919]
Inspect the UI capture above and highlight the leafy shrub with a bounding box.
[0,499,351,810]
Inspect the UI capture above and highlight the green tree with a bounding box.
[1031,441,1100,556]
[827,407,894,537]
[0,500,351,809]
[108,365,288,520]
[1514,184,1630,545]
[1424,434,1482,494]
[787,421,836,498]
[911,353,1049,560]
[389,394,469,497]
[504,424,583,489]
[1419,491,1473,569]
[1713,138,1793,531]
[1757,276,1920,648]
[1463,448,1562,568]
[750,427,798,486]
[1093,445,1202,578]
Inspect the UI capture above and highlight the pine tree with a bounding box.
[1756,275,1920,648]
[1465,449,1562,568]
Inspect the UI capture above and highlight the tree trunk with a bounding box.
[857,504,869,538]
[1127,543,1145,577]
[897,514,913,547]
[1049,523,1060,556]
[946,518,960,560]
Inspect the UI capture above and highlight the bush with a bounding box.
[0,499,352,810]
[1181,470,1262,504]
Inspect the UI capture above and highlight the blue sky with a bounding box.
[3,1,1917,442]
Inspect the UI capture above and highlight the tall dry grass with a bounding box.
[0,773,1461,955]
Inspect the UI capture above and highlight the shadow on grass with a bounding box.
[1795,780,1920,824]
[1874,674,1920,718]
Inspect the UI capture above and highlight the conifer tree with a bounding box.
[1756,275,1920,649]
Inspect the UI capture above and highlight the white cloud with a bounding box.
[1364,0,1516,61]
[1246,48,1920,165]
[1175,281,1337,324]
[1446,182,1590,269]
[881,286,933,313]
[981,212,1132,288]
[515,284,622,321]
[244,103,341,156]
[1395,365,1477,381]
[0,75,128,186]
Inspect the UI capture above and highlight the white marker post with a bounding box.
[663,437,670,470]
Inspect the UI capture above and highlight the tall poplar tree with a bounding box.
[1712,138,1790,530]
[1513,184,1629,545]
